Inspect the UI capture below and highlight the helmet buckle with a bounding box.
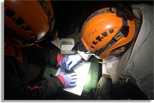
[120,26,129,37]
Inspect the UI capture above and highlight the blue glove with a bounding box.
[59,54,81,71]
[58,71,77,87]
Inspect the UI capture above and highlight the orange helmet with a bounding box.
[4,0,55,47]
[80,6,135,59]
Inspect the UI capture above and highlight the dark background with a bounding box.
[51,1,153,38]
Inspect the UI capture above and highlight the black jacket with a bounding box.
[4,44,64,99]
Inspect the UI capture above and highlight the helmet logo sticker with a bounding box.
[88,29,98,38]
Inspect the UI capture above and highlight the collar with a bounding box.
[5,44,23,63]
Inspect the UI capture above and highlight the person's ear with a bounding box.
[115,46,125,54]
[119,46,125,53]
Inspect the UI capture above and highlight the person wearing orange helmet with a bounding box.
[64,2,153,99]
[4,0,78,99]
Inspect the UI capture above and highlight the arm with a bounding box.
[23,44,63,67]
[4,60,64,99]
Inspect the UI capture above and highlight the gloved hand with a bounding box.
[59,53,82,71]
[57,71,77,87]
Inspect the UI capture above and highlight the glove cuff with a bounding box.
[56,54,63,66]
[56,75,65,86]
[75,53,82,61]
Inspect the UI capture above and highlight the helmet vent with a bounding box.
[12,17,15,21]
[5,9,15,17]
[101,32,107,37]
[109,29,114,34]
[92,41,98,45]
[91,46,94,48]
[24,26,31,31]
[15,17,25,25]
[29,33,34,36]
[96,36,102,41]
[21,26,24,28]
